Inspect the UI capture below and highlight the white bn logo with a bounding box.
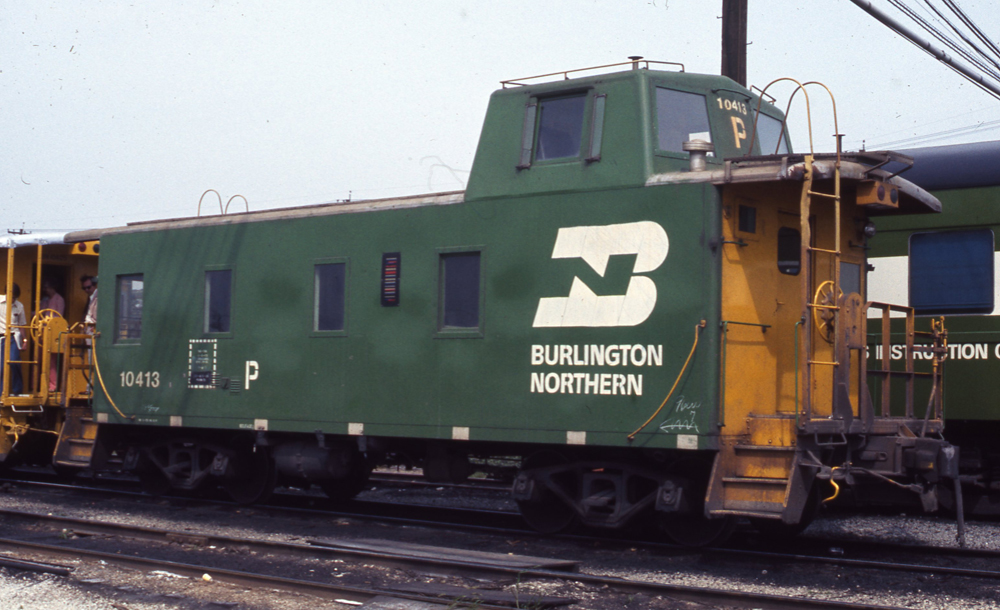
[532,221,669,328]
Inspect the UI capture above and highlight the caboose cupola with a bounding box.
[465,59,791,201]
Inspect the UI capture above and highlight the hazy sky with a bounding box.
[2,1,998,231]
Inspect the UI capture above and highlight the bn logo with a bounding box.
[532,221,669,328]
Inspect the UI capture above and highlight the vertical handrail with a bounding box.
[905,313,915,418]
[799,156,814,421]
[881,306,891,416]
[795,319,803,428]
[2,248,13,403]
[32,244,42,396]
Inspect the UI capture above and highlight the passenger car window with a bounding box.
[204,269,232,333]
[536,95,586,161]
[314,262,346,332]
[115,274,143,342]
[655,87,711,153]
[910,229,994,314]
[440,252,481,329]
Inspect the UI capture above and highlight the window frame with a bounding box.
[311,257,349,338]
[652,84,714,160]
[114,273,144,345]
[517,89,599,169]
[777,227,802,276]
[203,266,234,337]
[435,246,485,339]
[908,228,995,315]
[751,110,791,156]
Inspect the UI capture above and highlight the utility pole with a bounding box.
[721,0,748,86]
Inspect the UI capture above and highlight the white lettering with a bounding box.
[245,360,259,390]
[627,374,643,396]
[530,372,545,393]
[590,345,605,366]
[531,345,544,365]
[606,349,621,367]
[647,345,662,367]
[599,373,612,395]
[545,345,558,366]
[630,344,647,367]
[561,372,574,394]
[544,373,560,393]
[559,345,573,366]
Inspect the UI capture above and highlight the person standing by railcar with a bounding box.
[40,280,65,391]
[40,280,65,316]
[0,284,27,395]
[80,275,97,331]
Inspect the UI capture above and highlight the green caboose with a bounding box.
[63,60,959,543]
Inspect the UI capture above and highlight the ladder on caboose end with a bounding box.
[707,80,849,526]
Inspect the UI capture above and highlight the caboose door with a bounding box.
[719,184,806,427]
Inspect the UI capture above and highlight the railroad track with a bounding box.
[0,506,955,610]
[6,472,1000,609]
[5,472,1000,572]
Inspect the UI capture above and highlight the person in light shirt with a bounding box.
[39,280,65,391]
[0,284,27,395]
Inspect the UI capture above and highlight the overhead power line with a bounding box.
[848,0,1000,101]
[870,117,1000,148]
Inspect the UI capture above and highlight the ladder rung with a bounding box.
[806,246,841,255]
[808,360,840,366]
[807,303,839,310]
[807,190,839,200]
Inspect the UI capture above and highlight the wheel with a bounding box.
[222,444,276,505]
[515,450,579,534]
[657,457,735,547]
[320,459,372,503]
[138,456,172,496]
[812,280,842,344]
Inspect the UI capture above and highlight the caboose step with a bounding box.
[53,459,88,467]
[722,476,788,485]
[67,438,95,446]
[733,444,795,452]
[710,508,786,519]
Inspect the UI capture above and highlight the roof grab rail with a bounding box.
[501,58,685,88]
[747,78,842,164]
[225,195,249,214]
[198,190,250,216]
[198,189,223,217]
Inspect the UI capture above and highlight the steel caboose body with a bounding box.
[1,62,962,543]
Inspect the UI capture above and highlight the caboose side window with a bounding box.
[115,274,143,343]
[204,269,232,333]
[752,111,790,155]
[536,95,586,161]
[314,262,346,332]
[439,251,481,330]
[655,87,711,153]
[777,227,801,275]
[909,229,995,315]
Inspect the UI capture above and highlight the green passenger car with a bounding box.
[868,140,1000,514]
